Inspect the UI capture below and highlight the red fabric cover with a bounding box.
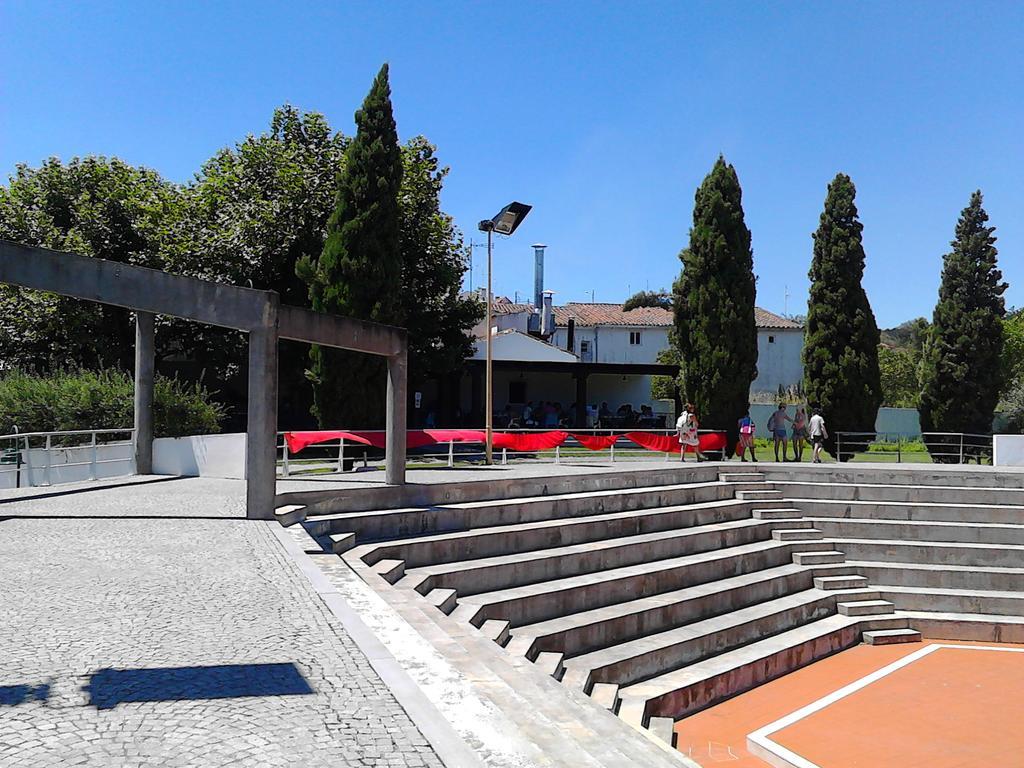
[283,429,728,455]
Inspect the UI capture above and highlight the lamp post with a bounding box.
[479,201,532,464]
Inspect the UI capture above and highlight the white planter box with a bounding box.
[152,433,246,479]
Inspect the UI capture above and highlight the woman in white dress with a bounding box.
[675,402,705,462]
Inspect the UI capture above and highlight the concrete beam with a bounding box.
[133,312,155,475]
[278,304,405,357]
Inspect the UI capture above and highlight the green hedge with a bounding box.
[0,369,224,438]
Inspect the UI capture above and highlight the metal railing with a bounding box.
[0,428,136,488]
[834,431,993,464]
[277,427,725,477]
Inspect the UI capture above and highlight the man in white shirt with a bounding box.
[808,408,828,464]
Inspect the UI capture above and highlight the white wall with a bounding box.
[152,433,247,479]
[751,329,804,394]
[0,442,133,489]
[550,326,668,364]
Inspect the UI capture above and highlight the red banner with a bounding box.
[285,429,728,456]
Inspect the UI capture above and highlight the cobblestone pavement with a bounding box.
[0,479,444,767]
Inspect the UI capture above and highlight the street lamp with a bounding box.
[479,201,532,465]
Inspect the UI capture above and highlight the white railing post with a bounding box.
[959,433,964,464]
[338,438,345,473]
[610,440,616,463]
[448,439,454,468]
[555,444,561,464]
[282,439,290,477]
[24,436,35,487]
[44,434,53,486]
[89,432,98,481]
[501,447,507,465]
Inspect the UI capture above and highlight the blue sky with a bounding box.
[2,1,1022,327]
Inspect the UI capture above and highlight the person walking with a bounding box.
[809,407,828,463]
[737,406,757,462]
[676,402,704,462]
[767,403,793,462]
[791,406,809,462]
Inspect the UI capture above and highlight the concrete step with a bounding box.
[506,563,815,660]
[328,532,356,554]
[719,472,765,483]
[426,588,458,614]
[787,497,1024,525]
[753,508,804,520]
[616,613,909,725]
[771,480,1024,506]
[772,528,823,541]
[756,465,1024,490]
[807,516,1024,546]
[561,589,837,692]
[863,628,922,645]
[736,490,782,501]
[535,652,565,680]
[452,539,835,629]
[306,479,751,540]
[274,504,307,527]
[793,550,846,565]
[814,575,869,591]
[371,559,405,584]
[896,610,1024,644]
[878,584,1024,616]
[826,538,1024,569]
[401,517,808,597]
[838,599,895,616]
[480,619,511,646]
[848,559,1024,593]
[355,496,773,568]
[589,683,620,713]
[647,717,676,747]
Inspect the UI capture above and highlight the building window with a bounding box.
[629,331,642,345]
[768,335,775,343]
[580,340,592,362]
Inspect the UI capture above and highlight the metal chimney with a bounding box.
[532,244,546,310]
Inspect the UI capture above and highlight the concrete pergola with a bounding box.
[0,240,408,519]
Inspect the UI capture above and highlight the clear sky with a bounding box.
[2,1,1022,327]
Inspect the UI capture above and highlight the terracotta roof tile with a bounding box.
[551,302,802,330]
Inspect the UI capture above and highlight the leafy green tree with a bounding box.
[650,342,683,404]
[919,191,1006,441]
[623,290,671,312]
[398,138,483,416]
[296,65,404,428]
[672,156,758,449]
[0,157,183,372]
[1000,308,1024,398]
[878,345,920,407]
[803,173,882,457]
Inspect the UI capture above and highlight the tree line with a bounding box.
[664,158,1008,455]
[0,65,482,429]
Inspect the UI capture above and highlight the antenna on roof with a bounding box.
[590,290,595,303]
[784,284,790,316]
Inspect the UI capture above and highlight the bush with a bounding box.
[0,369,224,438]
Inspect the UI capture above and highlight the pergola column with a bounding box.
[386,346,408,485]
[245,312,279,520]
[574,373,589,428]
[133,311,155,475]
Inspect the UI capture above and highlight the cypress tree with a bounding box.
[672,157,758,450]
[803,173,882,458]
[296,64,403,427]
[919,191,1005,451]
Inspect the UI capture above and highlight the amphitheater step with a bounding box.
[328,532,356,554]
[814,575,869,591]
[793,550,845,565]
[736,490,782,501]
[589,683,620,712]
[847,559,1024,594]
[400,516,804,597]
[535,652,565,680]
[426,588,458,614]
[561,589,837,692]
[784,497,1024,525]
[274,504,306,527]
[823,538,1024,569]
[357,496,775,569]
[863,628,922,645]
[616,613,908,725]
[838,599,895,616]
[773,528,823,541]
[480,619,511,646]
[372,559,405,584]
[753,508,804,520]
[878,584,1024,616]
[719,472,765,483]
[808,516,1024,546]
[647,717,677,747]
[454,539,833,629]
[769,479,1024,506]
[506,562,816,660]
[896,610,1024,644]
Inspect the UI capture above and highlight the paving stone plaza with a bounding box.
[0,478,444,768]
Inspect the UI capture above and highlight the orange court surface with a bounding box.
[675,639,1024,768]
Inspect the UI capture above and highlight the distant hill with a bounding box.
[881,317,929,352]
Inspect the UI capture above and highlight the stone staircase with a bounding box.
[288,462,1024,758]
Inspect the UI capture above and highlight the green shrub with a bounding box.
[0,369,224,438]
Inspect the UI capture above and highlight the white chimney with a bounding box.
[541,290,555,337]
[532,244,546,309]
